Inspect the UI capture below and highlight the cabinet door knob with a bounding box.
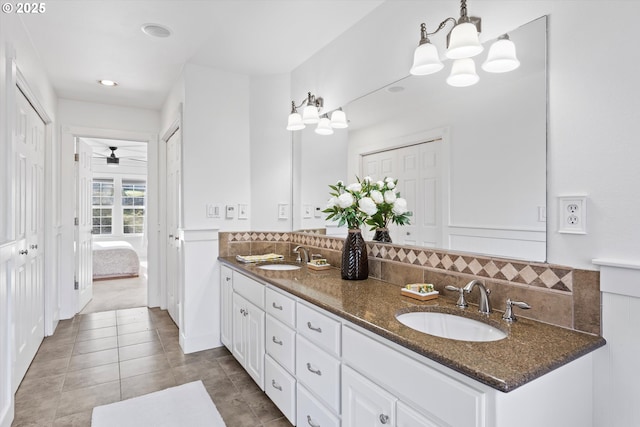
[19,249,28,255]
[225,277,231,282]
[307,322,322,333]
[272,336,283,346]
[307,415,320,427]
[272,302,283,310]
[271,379,282,391]
[379,414,390,424]
[306,362,322,376]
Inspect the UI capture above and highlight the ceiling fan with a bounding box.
[92,146,147,167]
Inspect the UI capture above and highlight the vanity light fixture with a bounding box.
[409,0,519,86]
[287,92,348,134]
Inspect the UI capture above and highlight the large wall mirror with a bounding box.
[293,16,547,262]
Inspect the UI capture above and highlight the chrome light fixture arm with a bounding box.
[290,92,323,114]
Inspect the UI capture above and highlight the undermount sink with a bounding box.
[396,311,507,342]
[257,263,301,271]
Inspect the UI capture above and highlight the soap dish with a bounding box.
[401,287,439,301]
[307,259,331,271]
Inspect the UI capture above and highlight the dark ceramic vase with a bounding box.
[341,229,369,280]
[372,228,392,243]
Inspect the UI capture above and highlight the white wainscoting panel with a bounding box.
[592,259,640,427]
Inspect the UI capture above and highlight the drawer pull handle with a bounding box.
[271,379,282,391]
[379,414,390,424]
[307,322,322,333]
[307,415,320,427]
[272,302,283,310]
[306,363,322,376]
[272,336,283,345]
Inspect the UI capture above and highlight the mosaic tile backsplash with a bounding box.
[219,231,600,335]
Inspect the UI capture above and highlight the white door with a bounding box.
[232,292,247,367]
[245,300,265,389]
[342,366,397,426]
[76,139,93,310]
[362,140,443,247]
[220,266,233,349]
[13,88,45,391]
[165,128,181,325]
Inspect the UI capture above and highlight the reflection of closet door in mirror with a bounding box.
[362,140,442,247]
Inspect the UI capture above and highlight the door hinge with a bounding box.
[74,280,79,290]
[74,153,79,162]
[74,217,79,226]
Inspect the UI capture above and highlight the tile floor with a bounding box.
[12,307,293,427]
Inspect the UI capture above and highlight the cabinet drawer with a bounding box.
[266,315,296,374]
[296,303,341,357]
[296,335,340,414]
[343,326,486,427]
[297,383,340,427]
[233,271,265,309]
[265,355,296,425]
[266,287,296,327]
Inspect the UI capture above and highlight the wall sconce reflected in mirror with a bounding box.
[287,92,348,135]
[409,0,520,86]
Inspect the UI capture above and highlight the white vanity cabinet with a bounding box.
[342,365,396,426]
[264,287,297,424]
[220,265,233,349]
[223,268,265,390]
[231,292,265,389]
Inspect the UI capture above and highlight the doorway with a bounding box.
[76,137,149,314]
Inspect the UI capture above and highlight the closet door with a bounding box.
[13,87,45,391]
[165,127,182,325]
[76,139,93,310]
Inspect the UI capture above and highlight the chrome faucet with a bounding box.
[463,279,492,314]
[293,245,309,263]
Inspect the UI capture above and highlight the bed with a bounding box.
[92,241,140,280]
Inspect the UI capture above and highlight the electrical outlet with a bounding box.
[558,196,587,234]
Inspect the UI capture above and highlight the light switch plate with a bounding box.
[558,196,587,234]
[303,205,312,219]
[238,204,248,219]
[225,205,235,219]
[206,204,221,218]
[278,203,289,220]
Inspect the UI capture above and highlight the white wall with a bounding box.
[181,63,251,231]
[250,74,293,231]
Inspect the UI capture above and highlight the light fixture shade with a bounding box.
[446,22,483,59]
[481,37,520,73]
[315,117,334,135]
[302,105,320,124]
[446,58,480,87]
[410,42,444,76]
[286,112,305,131]
[330,110,348,129]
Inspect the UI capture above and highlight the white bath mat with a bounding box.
[92,380,225,426]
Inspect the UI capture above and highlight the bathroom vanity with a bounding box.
[219,257,604,427]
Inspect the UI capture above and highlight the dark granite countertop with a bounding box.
[219,257,605,393]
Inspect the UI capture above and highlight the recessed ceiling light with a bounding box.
[141,23,172,38]
[98,79,118,87]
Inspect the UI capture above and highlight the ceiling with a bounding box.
[19,0,383,110]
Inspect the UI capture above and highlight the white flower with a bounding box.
[358,197,378,216]
[376,181,384,189]
[346,183,362,192]
[337,193,355,209]
[326,197,338,209]
[385,177,395,183]
[384,190,397,204]
[392,198,408,215]
[387,180,396,189]
[363,176,372,183]
[370,190,384,204]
